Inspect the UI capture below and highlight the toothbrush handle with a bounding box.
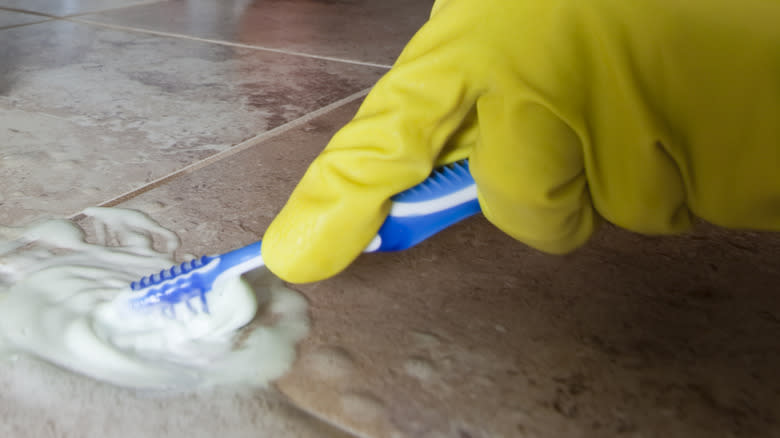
[222,162,480,264]
[220,186,481,265]
[219,240,264,268]
[365,164,481,253]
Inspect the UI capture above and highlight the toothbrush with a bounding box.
[125,159,480,316]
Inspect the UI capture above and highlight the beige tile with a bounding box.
[114,102,357,257]
[81,0,435,66]
[0,20,384,226]
[115,100,780,437]
[0,10,49,28]
[0,355,355,438]
[0,0,163,16]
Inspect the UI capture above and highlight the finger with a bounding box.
[471,94,597,254]
[436,106,478,166]
[262,1,493,283]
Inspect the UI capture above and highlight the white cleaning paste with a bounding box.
[0,207,309,390]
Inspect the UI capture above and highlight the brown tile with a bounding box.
[0,10,49,27]
[0,20,384,226]
[114,100,780,437]
[0,0,163,17]
[81,0,435,66]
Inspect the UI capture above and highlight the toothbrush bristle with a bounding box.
[127,255,216,318]
[124,240,263,319]
[130,255,213,291]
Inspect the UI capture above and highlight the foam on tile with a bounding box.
[0,207,309,390]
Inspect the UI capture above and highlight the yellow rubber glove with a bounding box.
[263,0,780,283]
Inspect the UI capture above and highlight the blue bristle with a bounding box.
[130,256,214,292]
[124,243,260,319]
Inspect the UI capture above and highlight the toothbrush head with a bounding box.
[123,241,265,318]
[128,255,219,317]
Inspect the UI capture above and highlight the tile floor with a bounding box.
[1,1,780,437]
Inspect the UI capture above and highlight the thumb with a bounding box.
[262,2,489,283]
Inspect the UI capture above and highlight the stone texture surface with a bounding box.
[81,0,435,66]
[3,1,780,437]
[0,19,384,226]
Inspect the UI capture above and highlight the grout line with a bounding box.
[0,6,54,18]
[0,18,52,30]
[274,392,364,438]
[68,17,393,69]
[74,87,371,215]
[0,2,393,69]
[57,0,170,19]
[0,0,168,19]
[286,404,369,438]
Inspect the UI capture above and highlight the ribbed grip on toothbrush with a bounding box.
[366,159,481,252]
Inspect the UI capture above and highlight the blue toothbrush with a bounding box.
[126,159,480,316]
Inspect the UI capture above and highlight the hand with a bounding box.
[262,0,780,283]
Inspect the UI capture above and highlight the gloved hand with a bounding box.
[262,0,780,283]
